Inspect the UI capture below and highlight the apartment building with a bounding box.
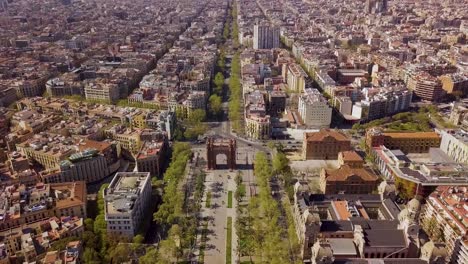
[253,23,280,50]
[351,88,412,121]
[449,100,468,127]
[0,182,87,234]
[13,78,47,98]
[104,172,152,237]
[303,129,351,160]
[45,74,84,97]
[440,73,468,96]
[245,90,271,140]
[245,115,271,140]
[420,186,467,264]
[287,63,307,92]
[84,81,120,103]
[105,125,142,154]
[16,134,76,169]
[410,73,445,102]
[135,140,168,177]
[298,88,332,128]
[439,130,468,164]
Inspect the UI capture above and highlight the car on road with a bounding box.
[248,143,252,146]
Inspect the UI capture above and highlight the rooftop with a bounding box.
[324,165,379,182]
[305,129,350,142]
[105,172,150,215]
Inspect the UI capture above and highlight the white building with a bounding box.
[298,88,332,128]
[420,186,468,264]
[84,81,120,103]
[104,172,152,237]
[253,24,280,50]
[351,87,412,121]
[439,130,468,164]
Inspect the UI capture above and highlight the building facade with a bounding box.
[303,129,351,160]
[366,128,441,154]
[135,140,168,177]
[298,88,332,128]
[420,186,467,264]
[104,172,152,237]
[287,64,307,92]
[439,130,468,164]
[245,115,271,140]
[84,82,120,103]
[253,24,280,50]
[320,165,380,194]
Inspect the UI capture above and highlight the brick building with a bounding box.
[320,165,380,194]
[338,151,364,168]
[366,128,441,153]
[303,129,351,160]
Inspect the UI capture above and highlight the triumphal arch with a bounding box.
[206,137,236,170]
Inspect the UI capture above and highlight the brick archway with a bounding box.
[206,137,236,170]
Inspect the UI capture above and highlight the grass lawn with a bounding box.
[206,191,212,208]
[226,217,232,264]
[227,191,233,208]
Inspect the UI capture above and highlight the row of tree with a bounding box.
[139,142,208,263]
[80,183,148,263]
[173,108,208,140]
[235,153,290,263]
[227,4,243,133]
[208,8,231,120]
[228,52,243,133]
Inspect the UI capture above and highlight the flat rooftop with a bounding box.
[105,172,150,215]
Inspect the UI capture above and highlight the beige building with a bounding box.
[84,80,120,103]
[0,182,87,234]
[440,73,468,96]
[287,63,307,92]
[105,125,142,154]
[298,88,332,128]
[449,100,468,127]
[245,115,271,140]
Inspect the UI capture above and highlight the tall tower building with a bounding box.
[366,0,388,14]
[253,23,280,50]
[0,0,7,11]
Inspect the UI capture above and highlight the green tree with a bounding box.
[214,72,225,90]
[84,218,94,232]
[110,244,131,263]
[209,94,222,117]
[189,109,206,123]
[272,151,289,174]
[133,234,145,244]
[139,247,160,264]
[82,231,99,249]
[83,247,101,264]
